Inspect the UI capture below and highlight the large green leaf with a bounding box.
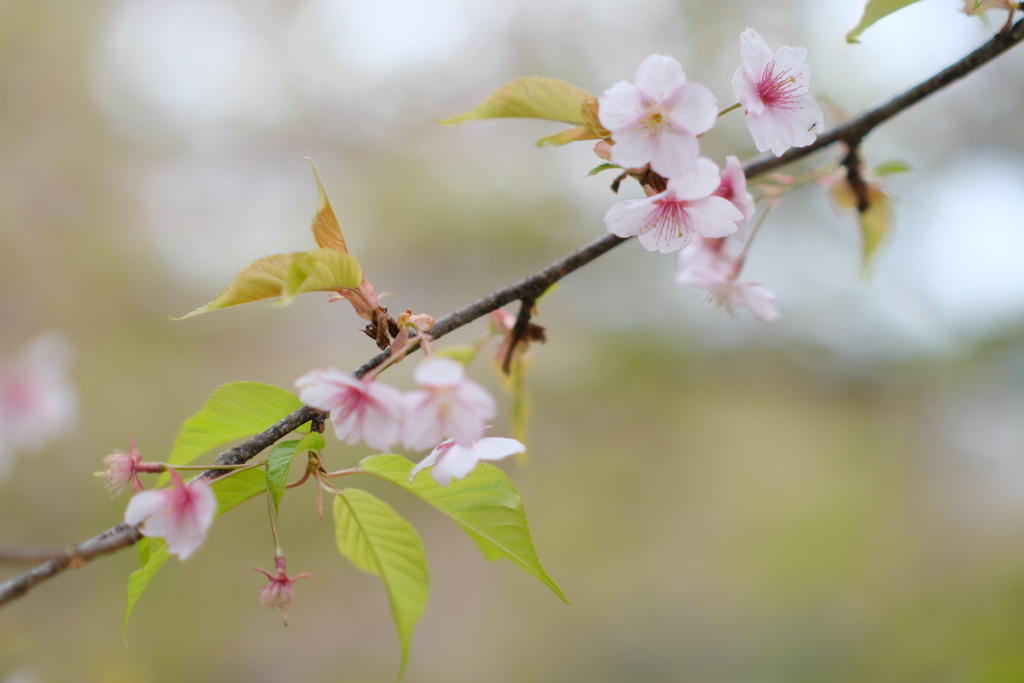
[846,0,924,43]
[333,489,430,677]
[165,381,304,471]
[123,467,269,642]
[358,455,567,603]
[265,432,325,515]
[280,248,362,304]
[440,77,594,126]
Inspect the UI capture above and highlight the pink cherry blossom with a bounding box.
[0,333,77,478]
[96,434,150,496]
[598,54,718,178]
[676,238,779,323]
[402,358,495,451]
[604,158,742,253]
[253,556,311,626]
[714,156,756,243]
[410,437,525,487]
[296,369,403,451]
[732,28,823,157]
[124,469,217,560]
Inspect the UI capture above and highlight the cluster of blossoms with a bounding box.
[296,357,524,484]
[597,29,822,322]
[109,357,522,561]
[0,333,77,479]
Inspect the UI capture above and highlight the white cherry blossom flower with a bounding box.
[410,437,525,487]
[732,29,823,157]
[296,369,404,451]
[598,54,718,178]
[676,238,779,322]
[124,470,217,560]
[402,358,495,451]
[604,158,742,253]
[714,156,756,243]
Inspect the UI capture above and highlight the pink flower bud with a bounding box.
[253,557,312,626]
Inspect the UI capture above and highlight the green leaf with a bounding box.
[157,381,304,487]
[440,77,595,126]
[846,0,924,43]
[123,538,169,644]
[280,248,362,304]
[333,489,430,677]
[306,158,349,255]
[123,467,268,643]
[587,163,620,177]
[873,159,913,177]
[175,249,362,318]
[358,454,568,603]
[858,186,893,276]
[211,466,268,515]
[266,432,325,515]
[536,125,602,147]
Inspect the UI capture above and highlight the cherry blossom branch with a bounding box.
[2,19,1022,609]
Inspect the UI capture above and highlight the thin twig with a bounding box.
[2,19,1022,609]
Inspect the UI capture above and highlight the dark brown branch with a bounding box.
[2,18,1023,609]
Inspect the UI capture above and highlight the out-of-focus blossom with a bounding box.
[732,28,823,157]
[676,238,779,323]
[124,470,217,560]
[296,369,403,451]
[410,436,525,487]
[390,310,435,360]
[714,156,756,243]
[253,556,311,626]
[604,158,742,253]
[95,434,162,496]
[0,333,77,479]
[402,358,495,451]
[490,308,546,372]
[598,54,718,178]
[962,0,1017,14]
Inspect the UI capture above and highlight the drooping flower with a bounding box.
[253,556,312,626]
[95,434,160,496]
[732,28,823,157]
[604,158,742,253]
[410,436,525,487]
[598,54,718,178]
[296,369,403,451]
[124,469,217,560]
[402,358,496,451]
[714,156,756,243]
[676,238,779,322]
[0,333,77,478]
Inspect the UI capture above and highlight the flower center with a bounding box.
[757,64,801,110]
[641,103,671,138]
[644,197,693,245]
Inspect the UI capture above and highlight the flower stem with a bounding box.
[265,488,283,557]
[717,102,742,117]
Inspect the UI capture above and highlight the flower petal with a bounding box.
[739,28,772,75]
[667,82,718,136]
[633,55,686,102]
[668,158,723,200]
[648,131,699,179]
[597,81,642,132]
[604,196,658,239]
[413,358,464,388]
[685,197,743,239]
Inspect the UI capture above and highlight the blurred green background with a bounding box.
[3,0,1024,681]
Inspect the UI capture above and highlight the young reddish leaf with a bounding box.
[440,76,595,127]
[306,158,349,255]
[333,489,429,678]
[846,0,924,43]
[359,454,568,603]
[280,248,363,304]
